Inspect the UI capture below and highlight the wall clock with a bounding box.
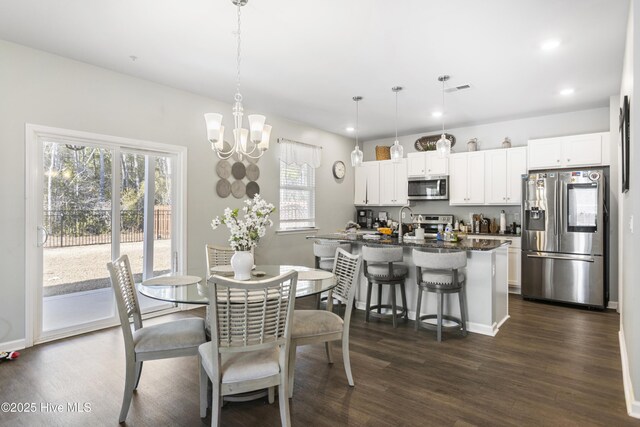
[332,160,346,179]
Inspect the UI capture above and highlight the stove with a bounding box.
[413,214,454,237]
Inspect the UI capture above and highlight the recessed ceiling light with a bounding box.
[345,127,355,132]
[541,39,561,51]
[560,88,575,96]
[432,111,443,118]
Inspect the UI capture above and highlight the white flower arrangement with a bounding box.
[211,194,275,251]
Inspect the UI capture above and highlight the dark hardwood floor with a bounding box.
[1,295,637,426]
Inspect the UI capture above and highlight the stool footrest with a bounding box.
[366,304,407,320]
[416,314,466,333]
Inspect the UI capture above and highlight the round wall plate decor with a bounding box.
[246,181,260,198]
[231,180,246,199]
[246,163,260,181]
[216,160,231,179]
[231,162,246,180]
[216,179,231,198]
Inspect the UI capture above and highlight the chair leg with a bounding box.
[342,334,354,386]
[365,281,372,323]
[391,285,398,328]
[437,292,443,342]
[268,387,275,404]
[133,361,143,390]
[415,286,423,331]
[288,343,297,398]
[211,383,221,427]
[316,293,322,309]
[119,356,136,423]
[400,282,408,321]
[377,283,382,314]
[199,357,208,418]
[325,341,334,364]
[279,375,292,427]
[459,285,468,336]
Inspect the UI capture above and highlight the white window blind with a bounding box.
[279,160,315,230]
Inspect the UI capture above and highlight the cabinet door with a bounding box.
[365,162,380,205]
[485,150,507,204]
[379,161,396,205]
[562,134,602,167]
[426,151,449,175]
[466,152,485,204]
[407,152,426,177]
[395,160,408,205]
[508,248,521,291]
[448,153,468,204]
[528,138,562,169]
[506,147,527,204]
[354,164,367,204]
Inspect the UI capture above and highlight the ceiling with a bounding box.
[0,0,629,141]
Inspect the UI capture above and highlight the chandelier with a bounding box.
[204,0,271,160]
[436,75,452,158]
[350,96,363,167]
[390,86,404,162]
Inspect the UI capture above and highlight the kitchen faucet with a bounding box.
[398,205,413,241]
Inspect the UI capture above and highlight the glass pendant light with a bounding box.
[350,96,364,167]
[436,75,451,158]
[390,86,404,162]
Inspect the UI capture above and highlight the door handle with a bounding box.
[554,183,559,236]
[526,253,595,263]
[37,226,49,247]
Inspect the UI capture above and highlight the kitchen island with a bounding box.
[311,233,511,336]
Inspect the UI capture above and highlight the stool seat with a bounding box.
[365,264,408,280]
[421,271,465,287]
[413,249,468,342]
[318,258,334,271]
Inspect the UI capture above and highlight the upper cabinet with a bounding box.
[407,151,449,178]
[379,159,408,206]
[528,132,610,170]
[485,147,527,205]
[354,161,380,205]
[449,152,485,205]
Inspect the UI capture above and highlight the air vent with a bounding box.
[444,84,472,93]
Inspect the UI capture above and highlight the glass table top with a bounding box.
[138,265,336,305]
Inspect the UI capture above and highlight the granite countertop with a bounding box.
[310,233,510,251]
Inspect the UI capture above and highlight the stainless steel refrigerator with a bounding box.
[521,169,608,308]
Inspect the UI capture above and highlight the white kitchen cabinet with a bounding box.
[449,152,485,205]
[407,151,448,178]
[467,235,521,293]
[528,132,610,170]
[379,160,408,206]
[485,147,527,205]
[354,161,380,205]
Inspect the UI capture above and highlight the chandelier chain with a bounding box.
[355,99,359,148]
[395,90,399,140]
[235,1,242,102]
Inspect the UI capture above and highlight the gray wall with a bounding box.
[0,40,355,346]
[619,0,640,414]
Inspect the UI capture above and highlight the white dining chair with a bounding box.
[288,248,362,397]
[205,244,235,276]
[107,255,206,423]
[199,270,298,427]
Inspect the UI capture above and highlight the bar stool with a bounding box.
[362,245,408,328]
[313,240,351,309]
[413,248,468,342]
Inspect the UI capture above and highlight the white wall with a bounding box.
[619,0,640,418]
[0,40,355,347]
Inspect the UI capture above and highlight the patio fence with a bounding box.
[43,207,171,248]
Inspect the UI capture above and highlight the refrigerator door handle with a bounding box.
[554,180,559,236]
[526,253,595,263]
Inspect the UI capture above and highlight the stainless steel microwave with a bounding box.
[407,176,449,200]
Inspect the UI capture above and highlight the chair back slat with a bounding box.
[209,271,298,354]
[331,248,362,306]
[206,244,235,273]
[107,255,143,348]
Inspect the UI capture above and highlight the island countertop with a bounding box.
[309,233,511,251]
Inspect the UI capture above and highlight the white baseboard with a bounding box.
[608,301,619,310]
[0,339,26,353]
[619,327,640,418]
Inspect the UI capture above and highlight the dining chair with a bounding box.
[205,244,235,276]
[199,270,298,427]
[107,255,206,423]
[288,248,362,397]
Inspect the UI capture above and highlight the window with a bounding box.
[279,160,315,230]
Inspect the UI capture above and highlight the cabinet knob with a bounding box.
[557,159,560,163]
[567,158,570,162]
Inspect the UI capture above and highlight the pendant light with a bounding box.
[390,86,404,162]
[204,0,271,160]
[350,96,364,167]
[436,75,451,158]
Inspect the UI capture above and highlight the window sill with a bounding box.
[275,227,319,235]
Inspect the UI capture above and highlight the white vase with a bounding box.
[231,250,253,280]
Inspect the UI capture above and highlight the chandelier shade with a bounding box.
[350,96,363,167]
[436,75,451,158]
[390,86,404,162]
